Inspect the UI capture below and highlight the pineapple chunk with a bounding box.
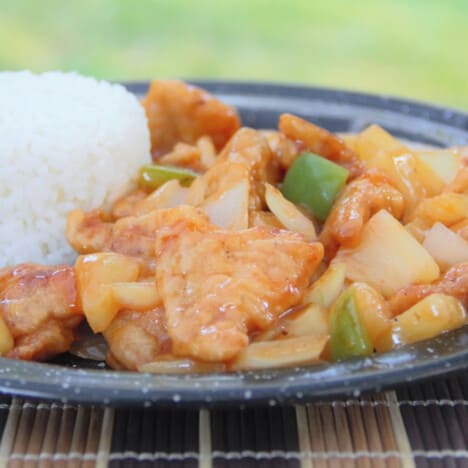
[339,133,357,152]
[0,316,13,356]
[409,156,445,197]
[354,125,408,161]
[416,149,461,185]
[302,263,346,308]
[105,282,161,311]
[286,304,329,338]
[423,222,468,271]
[388,294,467,348]
[335,210,440,297]
[265,183,317,241]
[75,253,141,333]
[230,335,328,370]
[352,283,391,352]
[410,193,468,226]
[255,303,329,341]
[354,125,445,217]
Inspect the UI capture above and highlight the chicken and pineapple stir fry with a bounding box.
[1,80,468,372]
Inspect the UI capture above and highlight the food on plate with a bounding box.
[0,74,467,372]
[0,264,82,360]
[142,80,240,157]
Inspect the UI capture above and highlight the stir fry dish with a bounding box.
[1,79,468,373]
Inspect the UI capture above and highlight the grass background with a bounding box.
[0,0,466,110]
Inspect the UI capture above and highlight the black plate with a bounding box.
[1,81,467,407]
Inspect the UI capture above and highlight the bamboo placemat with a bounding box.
[0,373,468,467]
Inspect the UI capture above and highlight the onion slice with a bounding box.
[265,183,317,240]
[423,222,468,271]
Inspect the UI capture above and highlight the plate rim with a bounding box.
[123,79,468,128]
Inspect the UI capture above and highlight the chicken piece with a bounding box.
[67,209,114,254]
[320,169,405,258]
[104,308,170,371]
[142,80,240,157]
[155,206,324,362]
[260,130,299,170]
[111,207,209,259]
[157,137,217,173]
[111,189,148,219]
[389,263,468,316]
[0,264,82,361]
[218,128,277,209]
[67,209,152,271]
[67,208,157,258]
[157,142,204,172]
[67,206,209,277]
[279,113,364,179]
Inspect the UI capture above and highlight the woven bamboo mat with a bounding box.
[0,374,468,467]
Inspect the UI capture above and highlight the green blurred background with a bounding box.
[1,0,466,109]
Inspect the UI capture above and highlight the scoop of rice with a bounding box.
[0,71,151,267]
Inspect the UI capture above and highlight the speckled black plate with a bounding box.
[0,81,467,407]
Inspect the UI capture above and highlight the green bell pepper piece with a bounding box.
[281,153,348,221]
[329,286,373,361]
[138,164,198,191]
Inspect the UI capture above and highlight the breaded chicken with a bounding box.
[0,264,82,360]
[154,206,324,362]
[389,263,468,316]
[279,113,364,179]
[104,308,170,371]
[142,80,240,157]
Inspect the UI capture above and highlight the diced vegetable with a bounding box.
[451,219,468,239]
[281,152,348,221]
[423,222,468,271]
[265,183,317,240]
[134,179,189,215]
[354,125,408,161]
[138,164,197,191]
[388,294,467,349]
[354,125,445,217]
[405,155,445,197]
[230,335,328,370]
[285,304,329,338]
[202,179,249,230]
[335,210,440,297]
[104,282,161,311]
[255,303,329,341]
[416,149,461,185]
[329,287,373,361]
[410,193,468,226]
[76,253,141,333]
[302,263,346,308]
[352,283,392,352]
[0,316,14,356]
[405,217,431,243]
[339,133,357,151]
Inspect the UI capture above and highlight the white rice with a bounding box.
[0,71,151,267]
